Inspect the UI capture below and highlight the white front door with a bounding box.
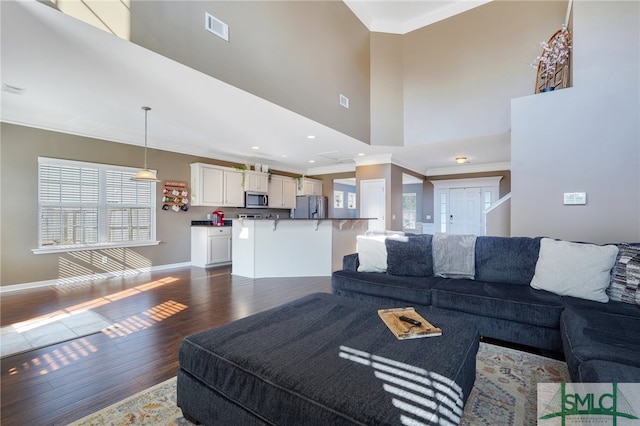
[360,179,385,231]
[449,188,483,235]
[432,176,502,236]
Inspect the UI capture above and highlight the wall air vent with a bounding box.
[205,13,229,42]
[339,94,349,109]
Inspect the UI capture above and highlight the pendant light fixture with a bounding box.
[131,106,160,182]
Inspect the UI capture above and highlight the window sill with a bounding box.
[32,240,161,255]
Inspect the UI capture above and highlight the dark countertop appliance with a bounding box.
[294,195,328,219]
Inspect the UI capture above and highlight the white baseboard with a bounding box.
[0,262,192,294]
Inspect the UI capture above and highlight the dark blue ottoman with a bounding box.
[177,293,479,425]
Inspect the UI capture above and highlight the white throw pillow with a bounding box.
[530,238,619,302]
[356,234,406,273]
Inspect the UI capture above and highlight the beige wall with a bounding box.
[400,1,566,148]
[486,197,511,237]
[0,123,294,287]
[370,32,403,146]
[511,1,640,243]
[129,1,371,144]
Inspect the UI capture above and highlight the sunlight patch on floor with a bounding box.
[2,277,182,376]
[103,300,188,338]
[7,338,98,376]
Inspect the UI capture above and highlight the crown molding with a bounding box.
[426,161,511,176]
[353,153,394,167]
[306,163,356,176]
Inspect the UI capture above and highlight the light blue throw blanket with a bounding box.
[432,233,477,279]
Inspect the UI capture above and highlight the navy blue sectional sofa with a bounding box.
[332,234,640,383]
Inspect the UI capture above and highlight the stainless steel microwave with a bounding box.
[245,192,268,209]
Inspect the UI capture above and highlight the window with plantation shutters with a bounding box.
[35,157,157,253]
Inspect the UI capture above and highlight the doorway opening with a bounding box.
[431,177,502,236]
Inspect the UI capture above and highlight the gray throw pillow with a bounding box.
[607,243,640,306]
[386,234,433,277]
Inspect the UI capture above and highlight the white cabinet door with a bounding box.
[191,163,224,206]
[191,163,242,207]
[208,227,232,264]
[192,226,232,267]
[223,169,245,207]
[268,176,296,209]
[281,177,297,208]
[297,178,323,196]
[309,180,323,195]
[268,176,284,208]
[245,171,269,192]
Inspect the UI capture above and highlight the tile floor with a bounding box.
[1,310,112,358]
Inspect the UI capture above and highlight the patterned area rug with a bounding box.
[68,342,569,426]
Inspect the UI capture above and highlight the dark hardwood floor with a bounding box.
[1,266,332,425]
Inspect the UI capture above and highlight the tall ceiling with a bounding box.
[344,0,492,34]
[1,0,507,176]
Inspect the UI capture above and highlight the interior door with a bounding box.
[360,179,385,231]
[449,188,483,235]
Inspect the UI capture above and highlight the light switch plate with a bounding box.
[564,192,587,205]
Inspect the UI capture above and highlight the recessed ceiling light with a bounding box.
[281,154,287,158]
[307,135,316,140]
[308,160,315,163]
[252,146,260,150]
[357,153,365,156]
[455,156,468,164]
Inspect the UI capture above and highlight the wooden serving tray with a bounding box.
[377,307,442,340]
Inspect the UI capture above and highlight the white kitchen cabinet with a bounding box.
[282,177,297,208]
[224,169,244,206]
[268,175,297,209]
[191,226,232,267]
[244,171,269,193]
[297,178,323,196]
[191,163,244,207]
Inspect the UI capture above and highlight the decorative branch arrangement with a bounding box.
[533,25,572,93]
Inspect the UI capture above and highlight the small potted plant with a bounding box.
[234,164,247,187]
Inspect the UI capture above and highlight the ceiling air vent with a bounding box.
[205,13,229,42]
[317,151,353,164]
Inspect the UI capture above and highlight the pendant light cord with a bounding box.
[142,106,151,169]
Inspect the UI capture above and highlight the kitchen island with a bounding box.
[231,218,370,278]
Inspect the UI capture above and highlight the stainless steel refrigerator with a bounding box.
[294,195,328,219]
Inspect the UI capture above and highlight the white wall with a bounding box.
[511,1,640,243]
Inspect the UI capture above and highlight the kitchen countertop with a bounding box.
[231,217,373,221]
[191,218,372,226]
[191,220,233,227]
